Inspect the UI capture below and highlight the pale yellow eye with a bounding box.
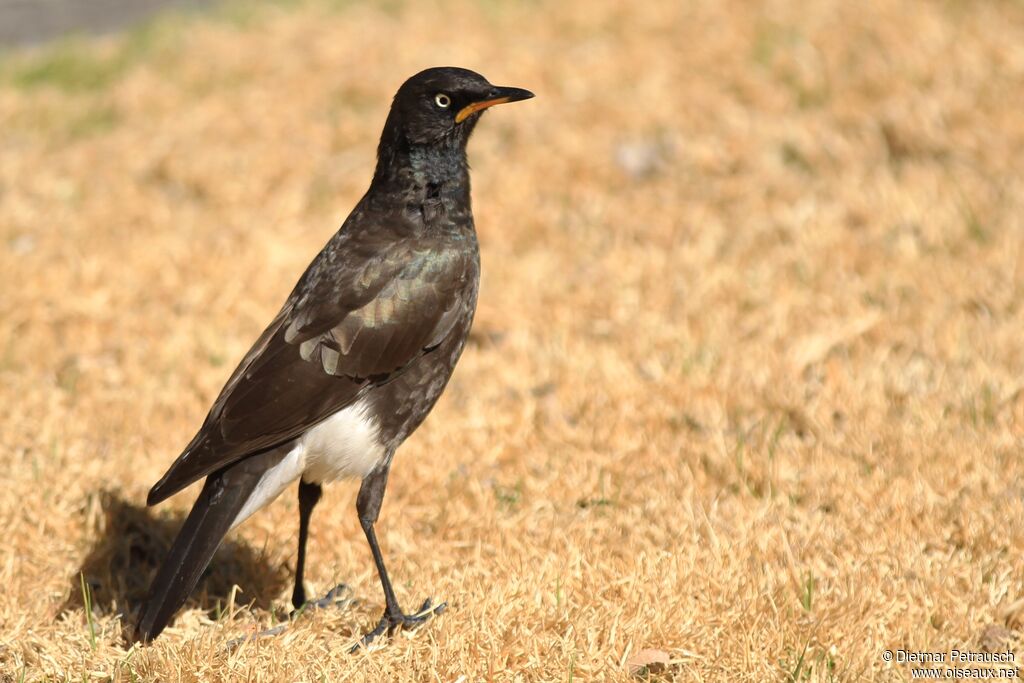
[434,93,451,108]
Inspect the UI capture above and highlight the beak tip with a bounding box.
[512,87,535,102]
[492,85,535,103]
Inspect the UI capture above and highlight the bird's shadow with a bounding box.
[62,491,291,629]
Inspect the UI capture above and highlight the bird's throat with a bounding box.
[371,127,471,209]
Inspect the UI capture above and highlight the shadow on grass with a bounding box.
[62,490,291,629]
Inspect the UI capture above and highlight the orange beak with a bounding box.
[455,86,535,124]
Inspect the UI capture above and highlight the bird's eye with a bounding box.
[434,93,451,108]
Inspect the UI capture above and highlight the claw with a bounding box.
[349,598,447,652]
[290,583,355,619]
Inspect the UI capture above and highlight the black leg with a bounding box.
[292,479,322,610]
[352,466,445,651]
[357,467,400,613]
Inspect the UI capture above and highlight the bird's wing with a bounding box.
[147,230,475,504]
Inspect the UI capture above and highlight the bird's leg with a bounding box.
[351,466,445,652]
[290,480,352,617]
[292,479,321,610]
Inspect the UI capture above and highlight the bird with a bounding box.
[133,66,533,647]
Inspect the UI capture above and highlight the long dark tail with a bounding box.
[134,449,286,642]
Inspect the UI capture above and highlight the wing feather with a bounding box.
[147,230,474,505]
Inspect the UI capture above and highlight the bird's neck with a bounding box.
[370,129,472,208]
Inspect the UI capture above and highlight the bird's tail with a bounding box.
[134,446,301,642]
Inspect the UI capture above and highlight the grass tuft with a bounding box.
[80,573,97,651]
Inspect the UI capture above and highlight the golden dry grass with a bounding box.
[2,0,1024,679]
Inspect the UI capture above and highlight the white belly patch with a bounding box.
[228,397,385,530]
[299,397,387,484]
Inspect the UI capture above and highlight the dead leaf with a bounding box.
[978,623,1015,652]
[790,313,880,372]
[628,648,671,676]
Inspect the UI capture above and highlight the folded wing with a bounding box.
[147,233,474,505]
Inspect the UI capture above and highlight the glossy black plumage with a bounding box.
[135,67,533,644]
[146,234,476,505]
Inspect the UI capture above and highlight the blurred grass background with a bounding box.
[1,0,1024,680]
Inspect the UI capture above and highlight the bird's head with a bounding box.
[386,66,534,146]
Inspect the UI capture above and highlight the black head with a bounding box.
[386,67,534,146]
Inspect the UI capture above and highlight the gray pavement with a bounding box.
[0,0,216,47]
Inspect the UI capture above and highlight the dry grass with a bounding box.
[1,0,1024,679]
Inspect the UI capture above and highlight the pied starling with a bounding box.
[134,67,533,646]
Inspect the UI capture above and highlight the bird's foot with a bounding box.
[349,598,447,653]
[290,583,356,619]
